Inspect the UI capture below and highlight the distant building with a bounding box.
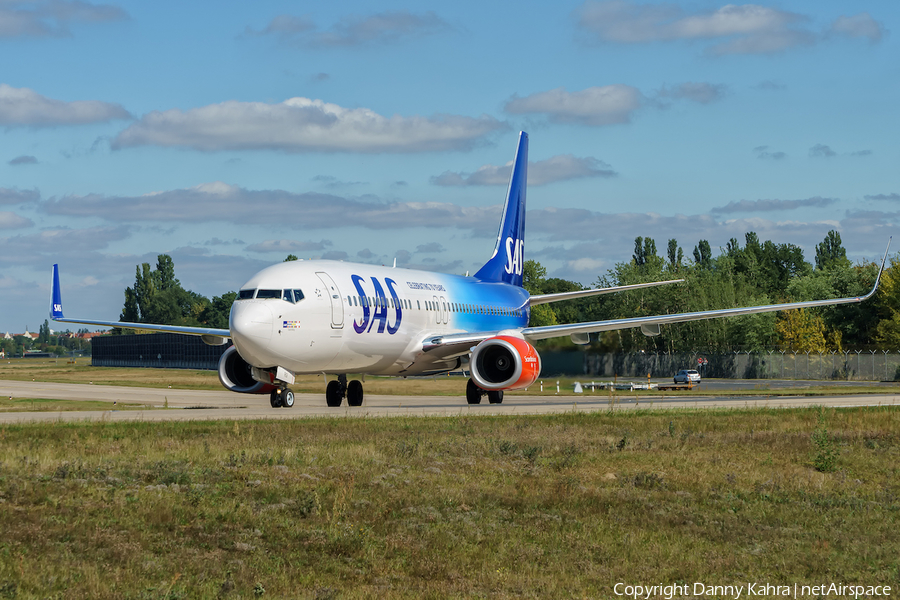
[92,332,227,370]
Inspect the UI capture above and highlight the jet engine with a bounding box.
[469,335,541,391]
[217,345,274,394]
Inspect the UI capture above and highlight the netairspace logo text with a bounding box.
[613,582,892,599]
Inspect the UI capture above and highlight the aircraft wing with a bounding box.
[50,264,231,343]
[424,238,889,353]
[529,278,684,306]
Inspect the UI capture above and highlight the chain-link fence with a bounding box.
[566,350,900,381]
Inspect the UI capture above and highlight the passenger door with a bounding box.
[315,272,344,329]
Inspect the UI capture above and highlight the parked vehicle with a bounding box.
[674,369,701,384]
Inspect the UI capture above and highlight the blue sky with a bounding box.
[1,0,897,333]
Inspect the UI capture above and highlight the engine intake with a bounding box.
[469,335,541,391]
[217,345,274,394]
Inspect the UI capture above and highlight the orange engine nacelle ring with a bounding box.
[470,336,541,391]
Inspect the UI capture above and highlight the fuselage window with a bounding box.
[257,289,280,299]
[238,289,255,300]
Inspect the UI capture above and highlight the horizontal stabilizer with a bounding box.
[49,264,230,339]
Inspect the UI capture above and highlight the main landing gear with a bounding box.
[466,379,503,405]
[326,374,365,407]
[269,387,295,409]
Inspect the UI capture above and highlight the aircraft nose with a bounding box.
[230,302,274,342]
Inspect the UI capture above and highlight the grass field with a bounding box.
[0,397,151,412]
[1,406,898,598]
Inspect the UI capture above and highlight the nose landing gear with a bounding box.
[269,387,295,409]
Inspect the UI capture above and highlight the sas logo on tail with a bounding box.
[504,237,524,276]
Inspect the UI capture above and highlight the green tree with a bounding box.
[284,255,299,262]
[522,260,558,328]
[815,230,851,271]
[666,239,683,272]
[119,254,208,329]
[693,240,712,269]
[200,292,237,329]
[38,320,51,344]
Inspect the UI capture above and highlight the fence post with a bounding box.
[885,350,891,382]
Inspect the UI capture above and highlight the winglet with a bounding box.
[863,236,892,300]
[50,264,64,320]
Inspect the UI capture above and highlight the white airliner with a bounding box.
[51,132,888,408]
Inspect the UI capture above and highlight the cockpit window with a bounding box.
[256,289,281,299]
[238,289,255,300]
[281,289,305,303]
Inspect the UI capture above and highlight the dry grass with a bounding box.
[0,406,898,598]
[0,396,152,412]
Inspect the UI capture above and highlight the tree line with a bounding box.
[525,230,899,354]
[1,322,94,357]
[117,255,235,332]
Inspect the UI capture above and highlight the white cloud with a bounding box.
[432,154,617,186]
[0,0,127,38]
[656,82,727,104]
[829,13,885,43]
[0,211,33,229]
[576,1,824,55]
[42,182,503,235]
[753,146,787,160]
[0,84,131,127]
[0,225,129,267]
[112,97,503,152]
[711,197,836,214]
[248,11,451,47]
[8,155,38,166]
[809,144,836,158]
[504,85,642,126]
[0,187,39,205]
[245,239,333,254]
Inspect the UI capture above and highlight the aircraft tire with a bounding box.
[466,379,483,405]
[487,390,504,404]
[282,389,295,408]
[326,380,343,407]
[269,390,282,408]
[347,380,364,407]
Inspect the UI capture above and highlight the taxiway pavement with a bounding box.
[1,379,898,424]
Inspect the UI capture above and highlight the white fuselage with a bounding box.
[229,260,530,376]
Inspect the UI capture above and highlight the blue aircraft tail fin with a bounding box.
[51,264,64,319]
[474,131,528,287]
